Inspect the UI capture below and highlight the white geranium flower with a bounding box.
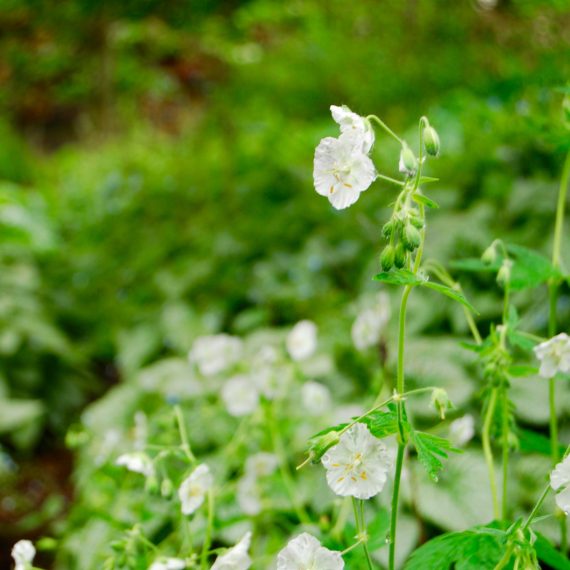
[11,540,35,570]
[286,320,318,361]
[245,452,279,477]
[237,474,262,516]
[116,452,154,477]
[448,415,475,447]
[550,455,570,515]
[351,292,391,351]
[321,422,392,499]
[189,334,243,376]
[330,105,374,153]
[533,333,570,379]
[222,375,259,417]
[277,533,344,570]
[149,558,186,570]
[314,136,376,210]
[212,532,252,570]
[301,381,332,416]
[178,464,213,515]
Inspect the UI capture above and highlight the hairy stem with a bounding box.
[482,388,500,519]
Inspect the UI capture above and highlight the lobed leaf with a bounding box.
[373,269,423,285]
[411,431,461,481]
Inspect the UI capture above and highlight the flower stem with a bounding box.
[377,173,406,187]
[174,404,195,462]
[200,490,214,569]
[389,443,405,570]
[482,388,500,519]
[522,484,551,532]
[352,497,374,570]
[366,115,404,145]
[501,387,509,520]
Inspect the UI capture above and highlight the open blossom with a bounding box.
[116,452,154,477]
[533,333,570,378]
[189,334,243,376]
[211,532,252,570]
[448,415,475,447]
[550,455,570,515]
[301,381,332,416]
[351,292,391,351]
[222,375,259,417]
[12,540,35,570]
[277,533,344,570]
[286,320,318,361]
[178,464,213,515]
[330,105,374,153]
[149,558,186,570]
[314,136,376,210]
[321,422,392,499]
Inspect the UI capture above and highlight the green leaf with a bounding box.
[507,365,538,377]
[0,398,44,433]
[363,403,410,440]
[506,244,561,291]
[449,258,500,273]
[518,428,567,457]
[412,193,440,209]
[373,269,422,285]
[534,532,570,570]
[411,431,460,481]
[421,281,478,314]
[418,176,440,185]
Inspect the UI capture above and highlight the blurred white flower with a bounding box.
[116,452,154,477]
[222,376,259,417]
[321,423,392,499]
[533,333,570,379]
[133,411,148,451]
[301,381,332,416]
[550,455,570,515]
[245,452,279,478]
[189,334,243,376]
[448,415,475,447]
[286,320,318,361]
[211,532,252,570]
[12,540,35,570]
[332,404,364,425]
[237,474,262,516]
[277,533,344,570]
[330,105,374,153]
[149,558,186,570]
[351,292,391,351]
[179,464,213,515]
[314,136,376,210]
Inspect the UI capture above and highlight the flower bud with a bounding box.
[36,537,58,551]
[399,143,418,177]
[497,259,513,288]
[161,478,174,499]
[481,242,499,265]
[402,223,421,251]
[409,215,424,229]
[382,221,394,239]
[380,245,395,271]
[394,243,407,268]
[430,388,453,420]
[423,125,440,157]
[309,430,341,463]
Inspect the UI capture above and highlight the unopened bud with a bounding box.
[309,430,341,463]
[481,242,499,265]
[497,259,513,288]
[382,221,394,239]
[431,388,453,420]
[399,143,418,177]
[409,215,424,229]
[402,223,421,251]
[394,243,407,268]
[423,125,440,157]
[380,245,395,271]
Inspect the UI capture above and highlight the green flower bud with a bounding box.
[481,242,499,265]
[423,125,440,157]
[409,215,424,229]
[497,259,513,288]
[402,223,421,251]
[161,478,174,499]
[309,430,341,463]
[380,245,395,271]
[382,221,394,239]
[394,243,407,268]
[430,388,453,420]
[399,143,418,177]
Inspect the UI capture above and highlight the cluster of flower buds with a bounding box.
[380,209,424,271]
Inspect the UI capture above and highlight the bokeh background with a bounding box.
[0,0,569,568]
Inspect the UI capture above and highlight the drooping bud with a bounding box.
[409,215,424,229]
[481,242,499,265]
[402,223,421,251]
[394,243,407,268]
[497,258,513,288]
[382,221,394,239]
[399,143,418,177]
[430,388,453,420]
[423,125,440,157]
[380,245,395,271]
[308,430,341,463]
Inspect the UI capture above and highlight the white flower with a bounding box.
[448,415,475,447]
[277,533,344,570]
[321,422,392,499]
[149,558,186,570]
[533,333,570,379]
[286,320,318,361]
[237,474,262,516]
[212,532,252,570]
[189,334,243,376]
[12,540,35,570]
[116,452,154,477]
[245,452,279,477]
[178,464,213,515]
[314,136,376,210]
[351,292,391,351]
[330,105,374,153]
[550,455,570,515]
[222,376,259,417]
[301,381,332,416]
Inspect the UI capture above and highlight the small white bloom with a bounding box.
[448,415,475,447]
[237,474,262,516]
[212,532,252,570]
[330,105,374,153]
[12,540,35,570]
[178,464,213,515]
[301,381,332,416]
[245,452,279,477]
[149,558,186,570]
[351,292,391,351]
[189,334,243,376]
[550,455,570,515]
[250,366,278,399]
[321,423,392,499]
[314,136,376,210]
[277,533,344,570]
[534,333,570,379]
[116,452,154,477]
[222,376,259,417]
[286,320,318,361]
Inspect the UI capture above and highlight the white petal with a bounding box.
[178,464,213,515]
[222,376,259,417]
[211,532,252,570]
[277,533,344,570]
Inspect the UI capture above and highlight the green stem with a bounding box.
[522,484,551,531]
[174,405,195,462]
[493,544,515,570]
[501,386,509,520]
[200,491,214,569]
[377,173,406,187]
[366,115,404,145]
[482,388,500,519]
[389,444,405,570]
